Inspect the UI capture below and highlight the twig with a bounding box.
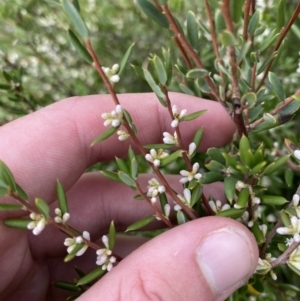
[255,3,300,92]
[248,91,300,130]
[271,241,300,268]
[243,0,252,41]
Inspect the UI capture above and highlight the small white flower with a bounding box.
[27,212,48,235]
[235,181,246,191]
[102,64,120,84]
[64,231,90,256]
[188,142,197,157]
[294,150,300,160]
[147,178,165,203]
[171,105,187,128]
[96,235,116,271]
[208,199,230,213]
[102,105,123,128]
[177,188,192,208]
[293,194,300,207]
[117,130,130,141]
[179,162,202,183]
[54,208,70,224]
[164,204,171,218]
[163,132,178,145]
[145,149,169,166]
[277,216,300,243]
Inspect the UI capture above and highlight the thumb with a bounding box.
[78,217,259,301]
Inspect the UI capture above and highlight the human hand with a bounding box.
[0,93,258,301]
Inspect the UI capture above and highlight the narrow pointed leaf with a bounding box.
[68,30,92,63]
[136,0,169,28]
[224,176,238,204]
[131,157,138,179]
[260,195,288,206]
[186,68,209,79]
[235,188,250,209]
[125,215,155,232]
[268,72,285,101]
[190,184,202,207]
[277,0,285,31]
[200,172,223,184]
[262,154,289,175]
[56,180,68,214]
[153,56,167,85]
[100,170,121,182]
[35,198,50,218]
[177,210,187,225]
[160,150,183,167]
[15,184,28,201]
[115,157,130,174]
[54,281,81,292]
[159,193,168,214]
[207,148,225,165]
[62,0,89,39]
[143,69,166,101]
[0,161,17,192]
[108,220,116,250]
[143,143,175,149]
[182,110,207,121]
[239,135,254,167]
[3,218,31,229]
[187,11,199,50]
[216,208,245,219]
[118,171,136,188]
[0,203,23,211]
[248,10,260,36]
[252,221,265,244]
[192,127,204,150]
[205,160,225,172]
[91,127,118,146]
[118,43,135,76]
[64,243,85,262]
[219,30,236,46]
[76,267,106,286]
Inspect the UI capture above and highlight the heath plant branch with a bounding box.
[160,3,223,105]
[249,90,300,131]
[85,37,198,221]
[243,0,253,41]
[173,37,193,69]
[256,2,300,92]
[271,241,300,268]
[204,0,225,87]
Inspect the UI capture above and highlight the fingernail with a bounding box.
[196,226,255,295]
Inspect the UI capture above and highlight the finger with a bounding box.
[0,93,235,201]
[77,217,258,301]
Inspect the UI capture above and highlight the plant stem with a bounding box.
[243,0,252,41]
[255,3,300,92]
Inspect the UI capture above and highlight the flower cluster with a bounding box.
[256,253,277,280]
[147,178,166,204]
[64,231,90,256]
[208,199,230,213]
[171,105,187,128]
[102,105,123,127]
[163,131,178,145]
[27,212,48,235]
[179,162,202,184]
[102,64,120,84]
[117,129,130,141]
[54,208,70,224]
[145,149,169,167]
[277,194,300,243]
[96,235,116,271]
[175,188,192,211]
[287,245,300,272]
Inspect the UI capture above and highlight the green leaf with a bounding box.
[205,160,225,172]
[215,9,226,33]
[179,84,194,95]
[0,83,11,90]
[108,220,116,250]
[76,267,106,286]
[268,72,285,101]
[0,160,17,192]
[131,157,138,179]
[115,157,130,174]
[237,41,251,64]
[162,48,172,86]
[118,43,135,76]
[131,64,145,80]
[181,110,207,121]
[153,55,167,85]
[177,210,187,224]
[159,193,168,214]
[186,68,209,79]
[216,208,245,219]
[253,143,264,164]
[91,127,118,146]
[62,0,89,39]
[260,195,288,206]
[56,180,68,215]
[68,29,93,64]
[278,100,300,116]
[239,135,254,167]
[222,153,238,169]
[262,154,289,175]
[136,0,169,28]
[35,198,50,219]
[190,184,202,207]
[230,0,244,23]
[252,221,265,244]
[54,281,81,292]
[125,215,155,232]
[143,69,166,102]
[280,209,292,227]
[207,148,225,165]
[224,176,238,204]
[285,169,294,187]
[118,171,136,188]
[219,30,236,46]
[143,143,175,149]
[15,184,28,201]
[200,172,223,184]
[160,150,183,167]
[123,109,137,135]
[241,92,257,109]
[100,170,121,182]
[258,29,279,53]
[248,10,260,36]
[0,203,23,211]
[235,188,250,209]
[64,243,85,262]
[3,218,31,229]
[186,11,199,50]
[250,161,267,175]
[192,127,204,151]
[277,0,285,31]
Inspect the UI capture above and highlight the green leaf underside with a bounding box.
[3,218,31,229]
[56,180,69,214]
[91,127,118,146]
[76,267,106,286]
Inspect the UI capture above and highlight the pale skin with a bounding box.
[0,93,258,301]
